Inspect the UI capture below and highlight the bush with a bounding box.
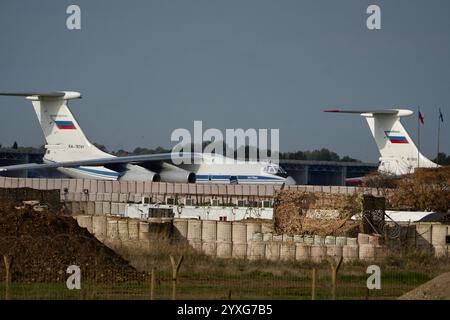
[389,166,450,212]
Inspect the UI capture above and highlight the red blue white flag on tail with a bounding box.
[384,130,408,144]
[55,120,76,130]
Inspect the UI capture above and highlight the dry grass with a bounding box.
[273,191,362,236]
[363,166,450,212]
[108,237,450,278]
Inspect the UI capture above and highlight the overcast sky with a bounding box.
[0,0,449,162]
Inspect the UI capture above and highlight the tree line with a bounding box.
[94,143,360,162]
[2,141,450,164]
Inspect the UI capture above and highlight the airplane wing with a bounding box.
[0,153,203,172]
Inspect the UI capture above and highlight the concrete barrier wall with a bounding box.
[385,222,450,254]
[70,197,449,254]
[75,215,441,262]
[0,177,384,204]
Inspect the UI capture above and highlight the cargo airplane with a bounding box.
[0,91,294,185]
[325,108,439,183]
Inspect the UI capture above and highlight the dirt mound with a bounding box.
[399,272,450,300]
[0,200,144,283]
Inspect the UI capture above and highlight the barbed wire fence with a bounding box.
[0,235,442,300]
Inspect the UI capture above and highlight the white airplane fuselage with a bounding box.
[180,154,291,184]
[48,154,292,185]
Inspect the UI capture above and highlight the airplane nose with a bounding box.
[284,176,296,185]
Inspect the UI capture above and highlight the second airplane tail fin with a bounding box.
[325,108,438,175]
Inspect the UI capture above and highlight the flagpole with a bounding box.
[417,106,420,168]
[437,109,441,164]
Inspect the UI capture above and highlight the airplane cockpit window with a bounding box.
[277,166,288,176]
[263,165,277,174]
[263,164,288,177]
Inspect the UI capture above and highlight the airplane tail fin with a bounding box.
[0,92,112,162]
[325,108,438,175]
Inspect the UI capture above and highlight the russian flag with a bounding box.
[385,131,409,144]
[418,111,425,124]
[55,120,76,130]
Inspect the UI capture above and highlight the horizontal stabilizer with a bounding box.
[0,91,81,100]
[0,92,64,97]
[324,109,413,117]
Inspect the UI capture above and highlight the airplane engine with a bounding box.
[119,164,161,182]
[159,163,196,183]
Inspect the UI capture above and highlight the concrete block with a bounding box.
[111,193,119,202]
[247,242,265,260]
[112,181,120,193]
[87,201,95,215]
[314,235,325,245]
[119,203,126,215]
[273,234,283,241]
[310,245,326,263]
[92,216,107,238]
[216,242,232,258]
[95,202,103,215]
[103,202,111,215]
[295,244,311,261]
[246,222,262,242]
[265,242,280,261]
[202,242,217,256]
[232,243,248,258]
[432,224,448,246]
[189,240,202,252]
[280,243,296,261]
[111,202,119,215]
[263,233,273,242]
[359,244,376,261]
[326,245,343,258]
[342,245,359,262]
[282,234,294,242]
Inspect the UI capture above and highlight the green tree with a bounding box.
[280,148,359,162]
[341,155,359,162]
[93,143,109,153]
[434,152,450,165]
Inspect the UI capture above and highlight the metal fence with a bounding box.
[0,235,442,300]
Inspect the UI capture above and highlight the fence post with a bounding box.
[327,256,343,300]
[170,255,184,300]
[150,268,155,300]
[311,268,316,300]
[3,255,12,300]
